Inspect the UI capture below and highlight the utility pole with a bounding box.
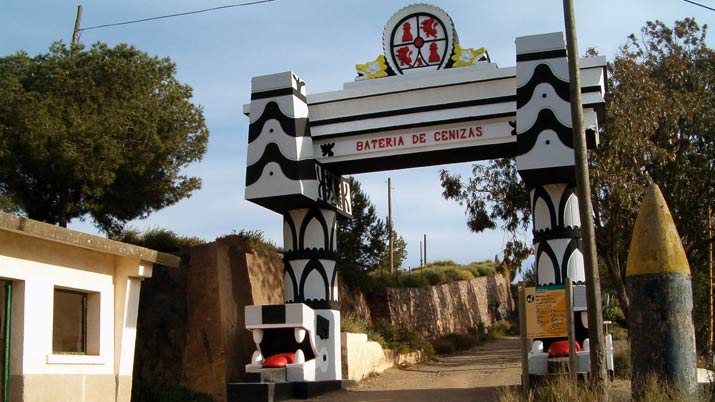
[709,206,713,358]
[562,1,608,400]
[423,234,427,265]
[72,5,83,48]
[388,177,394,274]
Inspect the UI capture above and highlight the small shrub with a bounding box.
[430,260,457,267]
[613,339,631,380]
[433,338,456,355]
[114,227,205,260]
[491,319,519,337]
[635,374,700,401]
[610,324,628,341]
[444,268,475,283]
[400,274,430,288]
[476,265,496,276]
[449,333,477,350]
[425,270,446,286]
[341,313,386,346]
[432,332,479,355]
[463,265,481,278]
[341,312,370,334]
[370,320,432,357]
[216,229,280,253]
[495,386,525,402]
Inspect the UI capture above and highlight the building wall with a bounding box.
[0,230,150,402]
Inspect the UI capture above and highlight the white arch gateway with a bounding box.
[237,4,606,399]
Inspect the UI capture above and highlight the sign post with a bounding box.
[519,282,529,398]
[566,281,577,383]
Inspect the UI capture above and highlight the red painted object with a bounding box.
[548,340,581,357]
[262,352,295,368]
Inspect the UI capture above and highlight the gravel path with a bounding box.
[296,337,522,402]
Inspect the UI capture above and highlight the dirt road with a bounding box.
[300,337,521,402]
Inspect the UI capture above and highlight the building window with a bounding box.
[52,288,99,355]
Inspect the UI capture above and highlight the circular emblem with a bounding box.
[383,4,456,75]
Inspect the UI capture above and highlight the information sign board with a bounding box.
[525,285,569,338]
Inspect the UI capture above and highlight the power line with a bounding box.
[77,0,277,32]
[683,0,715,12]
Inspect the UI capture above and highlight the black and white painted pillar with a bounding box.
[283,207,340,379]
[283,207,339,308]
[245,72,346,382]
[515,33,591,341]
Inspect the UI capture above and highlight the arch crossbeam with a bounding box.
[243,56,604,178]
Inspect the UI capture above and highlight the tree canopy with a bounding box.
[0,41,208,234]
[439,157,531,279]
[440,19,715,342]
[594,18,715,336]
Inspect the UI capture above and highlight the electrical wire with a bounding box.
[683,0,715,12]
[77,0,277,32]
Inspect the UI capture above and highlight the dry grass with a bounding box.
[496,374,711,402]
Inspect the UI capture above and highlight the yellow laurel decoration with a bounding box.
[356,55,389,80]
[451,45,489,67]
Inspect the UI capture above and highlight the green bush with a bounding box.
[425,270,446,285]
[400,274,430,287]
[132,384,214,402]
[341,312,370,334]
[432,338,456,355]
[476,265,496,276]
[370,319,432,358]
[215,229,281,253]
[491,319,519,337]
[463,265,481,278]
[449,268,475,282]
[341,312,386,346]
[353,260,500,291]
[113,227,205,260]
[430,260,457,267]
[432,332,479,355]
[448,333,477,350]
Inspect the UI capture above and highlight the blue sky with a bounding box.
[2,0,713,270]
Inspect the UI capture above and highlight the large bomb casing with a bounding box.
[626,184,696,400]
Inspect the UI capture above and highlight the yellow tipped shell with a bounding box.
[626,184,691,276]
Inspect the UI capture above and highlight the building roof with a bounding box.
[0,212,181,267]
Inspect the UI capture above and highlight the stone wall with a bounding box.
[338,281,372,322]
[370,274,514,340]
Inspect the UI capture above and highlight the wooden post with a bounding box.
[709,206,713,358]
[566,280,577,384]
[562,1,608,399]
[72,5,83,47]
[519,282,530,398]
[419,240,423,267]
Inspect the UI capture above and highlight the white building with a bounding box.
[0,212,179,402]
